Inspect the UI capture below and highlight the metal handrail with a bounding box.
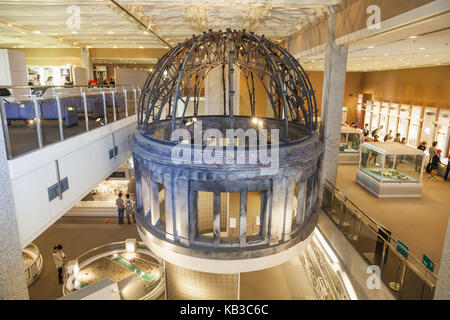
[322,179,437,288]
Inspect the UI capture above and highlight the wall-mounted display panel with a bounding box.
[436,109,450,158]
[364,100,372,130]
[387,103,399,137]
[378,102,390,140]
[420,107,438,148]
[397,105,411,141]
[370,101,381,133]
[407,106,422,148]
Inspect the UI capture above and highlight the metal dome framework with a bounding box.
[138,29,317,139]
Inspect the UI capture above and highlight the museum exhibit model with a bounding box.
[132,29,323,299]
[356,142,425,198]
[339,126,362,164]
[63,239,164,300]
[22,243,43,286]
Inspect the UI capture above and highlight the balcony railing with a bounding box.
[0,84,141,159]
[321,179,437,300]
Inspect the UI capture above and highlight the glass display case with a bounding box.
[339,126,362,164]
[357,142,424,198]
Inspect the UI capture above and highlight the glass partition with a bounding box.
[321,180,437,300]
[0,85,139,159]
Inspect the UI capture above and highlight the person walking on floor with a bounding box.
[116,192,125,225]
[125,194,136,224]
[416,141,427,172]
[426,141,438,174]
[363,123,369,137]
[52,244,66,284]
[428,149,443,182]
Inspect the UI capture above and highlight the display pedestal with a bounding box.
[356,170,422,198]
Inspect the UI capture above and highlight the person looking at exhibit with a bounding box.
[416,141,427,171]
[46,76,54,85]
[116,192,125,225]
[428,149,443,182]
[393,133,401,143]
[125,194,136,224]
[363,123,369,137]
[426,141,438,174]
[52,244,66,285]
[384,130,393,142]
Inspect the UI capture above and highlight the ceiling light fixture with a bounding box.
[419,47,426,50]
[72,31,78,34]
[409,35,418,39]
[368,46,374,49]
[108,31,114,34]
[33,30,41,34]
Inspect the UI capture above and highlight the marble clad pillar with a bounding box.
[434,217,450,299]
[0,120,29,300]
[319,5,348,187]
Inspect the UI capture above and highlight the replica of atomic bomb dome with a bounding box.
[132,29,322,299]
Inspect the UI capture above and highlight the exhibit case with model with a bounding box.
[339,126,362,164]
[357,142,424,198]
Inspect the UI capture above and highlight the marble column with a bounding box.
[81,47,93,81]
[319,6,348,187]
[0,120,29,300]
[434,217,450,299]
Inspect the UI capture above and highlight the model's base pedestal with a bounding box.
[338,152,359,164]
[164,261,239,300]
[356,170,422,198]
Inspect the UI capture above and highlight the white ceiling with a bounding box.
[299,10,450,72]
[0,0,448,72]
[0,0,336,49]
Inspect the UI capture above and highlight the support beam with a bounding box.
[319,5,348,187]
[0,118,29,300]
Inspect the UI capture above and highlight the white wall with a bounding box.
[8,115,137,248]
[114,67,149,88]
[72,66,88,85]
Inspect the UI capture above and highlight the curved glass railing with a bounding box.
[0,85,141,159]
[22,243,43,286]
[63,240,164,300]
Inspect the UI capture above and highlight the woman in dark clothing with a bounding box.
[429,149,443,182]
[416,141,427,171]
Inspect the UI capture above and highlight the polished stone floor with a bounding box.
[336,164,450,274]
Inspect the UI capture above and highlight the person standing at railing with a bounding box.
[52,244,66,285]
[116,192,125,225]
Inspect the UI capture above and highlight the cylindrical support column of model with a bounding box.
[164,261,238,300]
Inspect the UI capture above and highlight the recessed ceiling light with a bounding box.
[33,30,41,34]
[143,31,148,35]
[73,42,77,45]
[419,47,426,50]
[383,53,389,56]
[368,46,374,49]
[409,35,418,39]
[71,31,78,34]
[405,62,410,65]
[434,59,439,62]
[139,46,143,49]
[362,57,367,60]
[18,45,23,48]
[108,31,114,34]
[113,46,117,48]
[398,58,403,61]
[92,23,99,26]
[50,46,56,48]
[425,54,430,57]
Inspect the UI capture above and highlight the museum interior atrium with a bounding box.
[0,0,449,304]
